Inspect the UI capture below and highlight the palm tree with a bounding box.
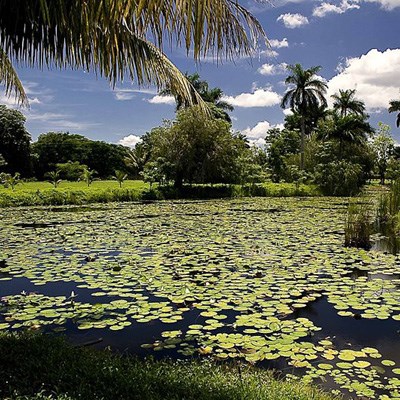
[161,73,234,122]
[0,1,265,109]
[281,64,328,169]
[332,89,366,117]
[389,100,400,128]
[114,170,128,188]
[317,113,373,159]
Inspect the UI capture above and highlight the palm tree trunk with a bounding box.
[300,116,306,170]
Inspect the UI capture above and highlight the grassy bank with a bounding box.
[0,333,337,400]
[0,180,321,207]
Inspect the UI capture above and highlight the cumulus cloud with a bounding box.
[364,0,400,10]
[242,121,273,139]
[269,38,289,48]
[148,95,175,105]
[313,0,360,17]
[249,138,267,148]
[258,63,287,76]
[223,89,281,108]
[277,13,309,28]
[327,48,400,110]
[282,108,293,116]
[118,134,142,148]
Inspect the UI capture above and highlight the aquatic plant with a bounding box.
[344,199,372,249]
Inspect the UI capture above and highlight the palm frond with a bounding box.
[0,48,28,106]
[0,0,267,107]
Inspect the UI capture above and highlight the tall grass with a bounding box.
[344,200,373,249]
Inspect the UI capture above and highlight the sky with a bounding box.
[1,0,400,147]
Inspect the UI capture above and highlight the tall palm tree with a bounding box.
[161,73,234,122]
[389,100,400,128]
[317,113,374,159]
[331,89,366,117]
[0,0,265,108]
[281,64,328,169]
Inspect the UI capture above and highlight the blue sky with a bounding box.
[1,0,400,147]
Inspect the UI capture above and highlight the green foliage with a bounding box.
[314,160,362,196]
[0,172,21,190]
[113,170,128,188]
[32,132,128,179]
[80,167,97,187]
[0,333,336,400]
[56,161,87,181]
[372,122,395,185]
[344,200,372,249]
[45,170,62,188]
[0,104,31,176]
[142,107,251,187]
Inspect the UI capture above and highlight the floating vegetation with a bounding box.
[1,198,400,399]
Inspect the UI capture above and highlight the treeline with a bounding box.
[0,105,129,180]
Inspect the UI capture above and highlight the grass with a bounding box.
[344,200,373,249]
[0,332,338,400]
[0,180,321,207]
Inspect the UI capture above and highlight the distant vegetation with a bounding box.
[1,69,400,199]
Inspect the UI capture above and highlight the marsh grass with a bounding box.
[0,332,337,400]
[344,200,373,249]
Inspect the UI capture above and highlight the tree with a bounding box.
[162,73,234,122]
[331,89,366,117]
[388,100,400,128]
[0,0,265,108]
[317,112,373,159]
[281,64,328,169]
[372,122,395,185]
[0,172,21,190]
[0,105,31,175]
[32,132,128,179]
[144,107,249,188]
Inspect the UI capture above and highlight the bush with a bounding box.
[314,161,363,196]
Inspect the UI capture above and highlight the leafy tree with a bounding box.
[56,161,88,181]
[46,170,62,188]
[113,170,128,188]
[317,112,373,159]
[0,0,265,108]
[266,129,301,182]
[162,73,234,122]
[144,107,249,188]
[388,100,400,128]
[32,132,128,179]
[331,89,366,117]
[372,122,395,185]
[0,105,31,175]
[281,64,328,169]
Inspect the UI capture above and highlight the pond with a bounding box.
[1,198,400,399]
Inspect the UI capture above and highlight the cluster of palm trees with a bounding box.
[280,64,379,168]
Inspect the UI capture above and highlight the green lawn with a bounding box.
[0,180,321,207]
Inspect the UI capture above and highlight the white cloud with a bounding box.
[249,138,267,148]
[260,49,280,58]
[313,0,360,17]
[364,0,400,10]
[148,95,175,105]
[223,89,281,108]
[283,108,293,116]
[118,134,142,148]
[115,90,135,101]
[258,63,287,76]
[269,38,289,48]
[277,13,309,28]
[327,48,400,110]
[242,121,272,139]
